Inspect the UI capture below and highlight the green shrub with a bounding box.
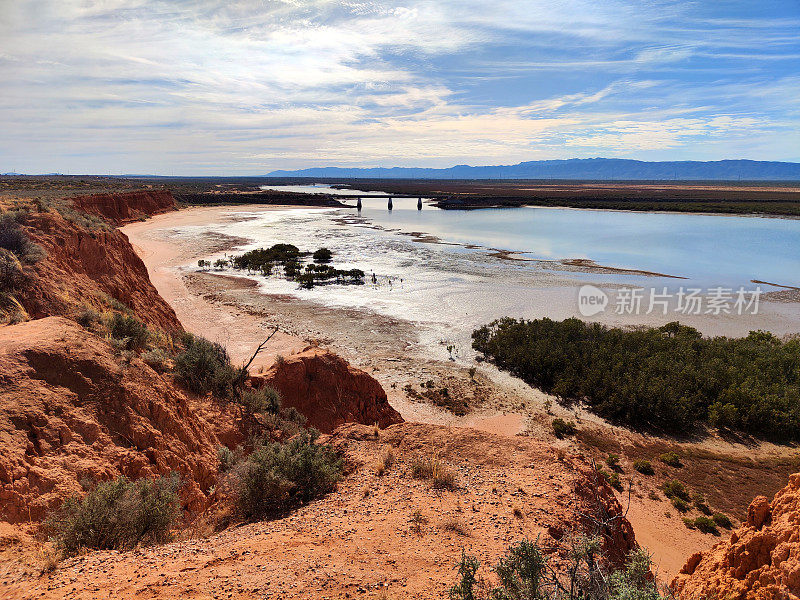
[605,453,621,470]
[659,451,682,468]
[607,471,624,492]
[233,430,342,520]
[46,475,180,556]
[662,480,690,501]
[472,317,800,440]
[0,212,44,264]
[692,491,711,515]
[712,513,733,529]
[633,460,654,475]
[552,418,576,439]
[241,386,281,415]
[75,307,101,329]
[608,548,665,600]
[688,516,718,534]
[0,248,24,293]
[448,538,668,600]
[108,313,150,350]
[671,497,690,513]
[174,334,244,398]
[312,247,333,263]
[217,446,235,473]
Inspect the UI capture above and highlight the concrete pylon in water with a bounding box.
[417,197,422,210]
[356,198,362,211]
[388,197,393,210]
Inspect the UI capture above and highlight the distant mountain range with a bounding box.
[267,159,800,181]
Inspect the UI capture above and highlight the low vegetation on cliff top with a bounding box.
[230,429,343,520]
[449,537,667,600]
[473,317,800,440]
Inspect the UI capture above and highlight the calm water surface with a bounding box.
[263,184,800,287]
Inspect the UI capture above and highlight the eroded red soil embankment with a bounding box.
[251,346,404,433]
[673,473,800,600]
[70,189,176,225]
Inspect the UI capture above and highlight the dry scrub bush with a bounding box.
[241,385,281,415]
[141,348,170,372]
[174,333,245,398]
[45,475,180,556]
[449,537,669,600]
[233,430,342,520]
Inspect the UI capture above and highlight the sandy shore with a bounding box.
[122,204,800,580]
[122,205,530,432]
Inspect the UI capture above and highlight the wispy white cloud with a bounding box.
[0,0,798,173]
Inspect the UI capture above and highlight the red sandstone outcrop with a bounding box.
[70,190,176,225]
[672,473,800,600]
[18,209,182,332]
[0,317,242,523]
[252,346,404,434]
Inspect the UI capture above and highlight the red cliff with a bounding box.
[672,473,800,600]
[252,346,404,433]
[19,209,182,332]
[70,190,176,225]
[0,317,243,523]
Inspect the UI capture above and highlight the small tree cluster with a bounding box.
[472,317,800,440]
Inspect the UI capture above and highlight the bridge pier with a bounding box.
[356,198,362,210]
[417,197,422,210]
[388,197,393,210]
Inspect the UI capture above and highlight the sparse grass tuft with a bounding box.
[410,510,427,535]
[441,516,469,536]
[409,454,458,490]
[375,447,395,476]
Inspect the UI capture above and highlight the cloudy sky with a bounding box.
[1,0,798,174]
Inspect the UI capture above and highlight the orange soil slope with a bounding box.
[0,317,244,523]
[1,422,636,600]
